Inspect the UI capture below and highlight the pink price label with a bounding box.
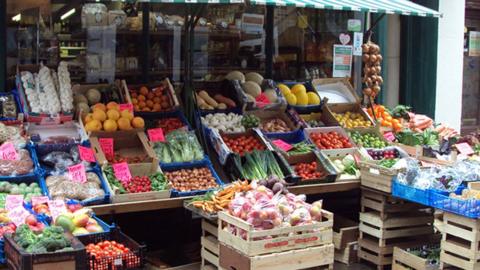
[5,195,24,211]
[0,142,18,160]
[113,162,132,183]
[119,103,134,113]
[68,163,87,183]
[255,93,271,108]
[8,206,31,226]
[31,196,49,207]
[99,138,114,159]
[272,139,293,152]
[78,145,96,162]
[48,200,67,221]
[148,128,165,142]
[456,143,474,155]
[383,132,395,142]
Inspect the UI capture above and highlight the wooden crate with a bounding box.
[359,161,397,193]
[333,215,359,250]
[201,219,221,270]
[393,246,440,270]
[334,241,358,265]
[434,210,444,234]
[361,187,426,220]
[440,212,480,270]
[218,210,333,256]
[219,243,334,270]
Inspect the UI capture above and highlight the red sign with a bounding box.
[113,162,132,183]
[99,138,114,159]
[383,132,395,142]
[0,142,19,160]
[272,139,293,152]
[68,163,87,183]
[255,93,271,108]
[119,103,134,113]
[147,128,166,142]
[78,145,96,162]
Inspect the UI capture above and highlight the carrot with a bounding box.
[214,94,236,107]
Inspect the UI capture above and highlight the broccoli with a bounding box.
[14,225,37,249]
[15,225,72,253]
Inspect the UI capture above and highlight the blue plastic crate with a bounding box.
[165,160,224,198]
[263,128,306,146]
[159,155,212,170]
[429,187,480,218]
[0,144,42,183]
[392,180,431,207]
[41,167,110,206]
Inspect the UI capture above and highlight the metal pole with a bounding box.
[265,5,274,79]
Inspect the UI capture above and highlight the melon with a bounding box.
[263,89,278,103]
[86,89,101,105]
[245,72,264,85]
[245,94,256,103]
[76,102,90,114]
[74,94,88,105]
[242,81,262,98]
[225,71,245,83]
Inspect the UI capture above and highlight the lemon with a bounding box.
[291,84,307,96]
[285,93,297,105]
[307,92,320,105]
[277,84,291,96]
[295,92,309,106]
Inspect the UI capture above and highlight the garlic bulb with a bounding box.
[57,61,74,112]
[38,65,61,114]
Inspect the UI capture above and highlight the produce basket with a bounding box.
[299,111,338,128]
[392,180,431,206]
[280,81,325,114]
[285,151,337,185]
[4,233,86,270]
[304,126,356,155]
[77,227,146,270]
[218,209,333,256]
[245,109,302,140]
[143,109,191,132]
[429,187,480,218]
[321,148,361,181]
[0,144,42,183]
[102,161,171,203]
[235,79,287,112]
[323,103,375,128]
[0,91,22,122]
[194,80,247,115]
[163,160,224,198]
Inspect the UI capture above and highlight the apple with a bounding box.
[72,227,89,236]
[25,215,38,226]
[87,218,98,226]
[72,214,89,228]
[85,224,103,233]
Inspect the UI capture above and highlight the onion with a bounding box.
[369,55,377,64]
[363,88,372,96]
[362,54,370,62]
[362,44,370,53]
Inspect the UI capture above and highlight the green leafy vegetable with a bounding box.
[153,130,204,163]
[234,150,284,180]
[396,129,439,146]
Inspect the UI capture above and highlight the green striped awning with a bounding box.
[249,0,441,17]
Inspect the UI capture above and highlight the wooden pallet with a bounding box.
[440,212,480,270]
[201,219,221,270]
[361,187,427,220]
[334,241,358,265]
[392,246,440,270]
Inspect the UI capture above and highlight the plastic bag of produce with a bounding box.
[0,149,34,176]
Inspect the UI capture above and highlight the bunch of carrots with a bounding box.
[189,180,251,213]
[407,112,434,132]
[366,105,403,132]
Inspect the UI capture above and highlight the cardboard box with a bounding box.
[90,131,157,166]
[312,78,360,105]
[245,109,300,133]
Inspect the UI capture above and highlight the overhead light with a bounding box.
[60,8,75,20]
[12,14,21,22]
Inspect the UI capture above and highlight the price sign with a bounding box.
[68,163,87,183]
[113,162,132,183]
[48,200,67,221]
[455,143,474,155]
[0,142,19,160]
[8,206,30,226]
[31,196,49,207]
[383,132,395,142]
[40,116,61,125]
[78,145,96,162]
[255,93,271,108]
[147,128,165,142]
[99,138,114,159]
[5,195,23,211]
[119,103,134,113]
[272,139,293,152]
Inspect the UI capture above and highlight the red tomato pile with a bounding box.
[125,176,152,193]
[309,131,352,150]
[222,135,266,155]
[86,241,141,270]
[157,118,185,134]
[294,161,327,180]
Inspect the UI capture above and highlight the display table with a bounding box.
[91,180,360,215]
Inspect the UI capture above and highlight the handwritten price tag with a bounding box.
[31,196,49,207]
[119,103,134,113]
[455,143,474,155]
[8,206,31,226]
[0,142,19,160]
[48,200,67,222]
[383,132,395,142]
[78,145,96,162]
[68,163,87,183]
[113,162,132,183]
[272,139,293,152]
[148,128,165,142]
[255,93,271,108]
[99,138,114,159]
[5,195,24,211]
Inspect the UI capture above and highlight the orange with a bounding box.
[142,107,151,112]
[85,119,102,132]
[153,97,161,103]
[146,100,154,108]
[147,92,155,100]
[92,109,107,122]
[154,91,163,97]
[138,101,146,109]
[384,115,393,122]
[138,95,146,102]
[139,86,149,96]
[131,117,145,129]
[161,96,169,102]
[117,118,133,131]
[134,105,140,111]
[131,92,138,98]
[84,113,94,123]
[106,101,120,111]
[152,103,161,111]
[92,103,106,112]
[131,98,138,105]
[103,119,118,132]
[120,110,134,121]
[106,109,120,121]
[161,101,170,109]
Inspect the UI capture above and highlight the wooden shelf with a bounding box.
[91,180,360,216]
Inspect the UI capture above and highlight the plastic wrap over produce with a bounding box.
[0,149,34,176]
[153,130,204,164]
[40,146,94,175]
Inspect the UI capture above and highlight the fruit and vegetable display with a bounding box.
[130,84,174,112]
[14,224,72,253]
[45,172,106,202]
[201,113,245,133]
[73,85,124,113]
[367,149,400,160]
[309,131,353,150]
[395,129,439,147]
[54,208,104,236]
[241,115,261,129]
[0,182,43,206]
[153,130,204,164]
[39,146,95,173]
[306,119,325,128]
[0,123,27,148]
[196,90,237,110]
[0,148,34,176]
[0,223,16,239]
[332,111,372,128]
[156,117,187,134]
[106,153,149,164]
[330,155,359,177]
[104,167,169,195]
[362,41,383,98]
[293,161,327,181]
[165,167,219,192]
[0,94,18,119]
[83,102,145,132]
[349,131,387,149]
[233,150,285,180]
[260,118,292,133]
[278,83,320,106]
[222,134,266,156]
[224,71,281,107]
[189,180,251,214]
[366,105,402,132]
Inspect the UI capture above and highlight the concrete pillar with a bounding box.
[435,0,465,131]
[385,15,401,109]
